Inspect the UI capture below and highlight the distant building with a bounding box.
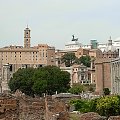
[60,64,91,86]
[89,49,103,58]
[55,48,90,67]
[113,37,120,56]
[82,44,91,49]
[0,26,55,92]
[95,58,112,95]
[91,39,98,49]
[65,35,82,51]
[98,37,120,57]
[111,58,120,95]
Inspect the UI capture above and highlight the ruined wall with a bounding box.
[0,93,69,120]
[45,96,69,120]
[18,96,46,120]
[0,93,120,120]
[0,94,19,120]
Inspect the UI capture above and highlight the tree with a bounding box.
[61,53,76,67]
[9,67,35,96]
[77,55,91,67]
[68,84,85,94]
[96,96,120,117]
[68,84,95,94]
[70,99,91,113]
[32,66,70,95]
[9,66,71,96]
[70,95,120,117]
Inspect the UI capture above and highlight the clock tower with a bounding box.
[24,25,31,48]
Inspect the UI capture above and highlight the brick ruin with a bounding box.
[0,91,69,120]
[0,92,120,120]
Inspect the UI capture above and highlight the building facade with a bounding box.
[0,26,55,92]
[98,37,120,57]
[60,64,91,86]
[95,58,112,95]
[111,58,120,95]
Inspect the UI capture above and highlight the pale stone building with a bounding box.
[0,26,55,72]
[98,37,120,57]
[60,64,91,86]
[0,26,55,92]
[111,58,120,95]
[65,35,82,51]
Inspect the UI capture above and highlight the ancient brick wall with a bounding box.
[0,94,69,120]
[0,94,120,120]
[18,96,46,120]
[45,96,69,120]
[0,94,19,120]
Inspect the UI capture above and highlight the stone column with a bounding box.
[111,63,116,94]
[1,64,10,93]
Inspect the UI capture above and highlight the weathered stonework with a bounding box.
[0,93,69,120]
[45,96,69,120]
[108,116,120,120]
[0,93,119,120]
[79,112,107,120]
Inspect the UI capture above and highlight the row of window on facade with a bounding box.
[74,80,91,84]
[2,58,47,61]
[1,51,47,55]
[1,52,48,60]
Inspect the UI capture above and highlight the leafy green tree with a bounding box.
[32,79,47,95]
[61,53,76,67]
[70,99,91,113]
[96,96,120,117]
[77,55,91,67]
[68,84,85,94]
[68,84,95,94]
[9,66,71,96]
[32,66,70,95]
[9,68,35,96]
[89,98,98,112]
[70,95,120,117]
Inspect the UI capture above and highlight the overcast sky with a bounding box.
[0,0,120,49]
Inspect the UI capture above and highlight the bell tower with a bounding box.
[24,25,31,48]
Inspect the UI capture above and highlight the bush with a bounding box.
[70,95,120,117]
[103,88,110,95]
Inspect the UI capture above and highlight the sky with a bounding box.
[0,0,120,49]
